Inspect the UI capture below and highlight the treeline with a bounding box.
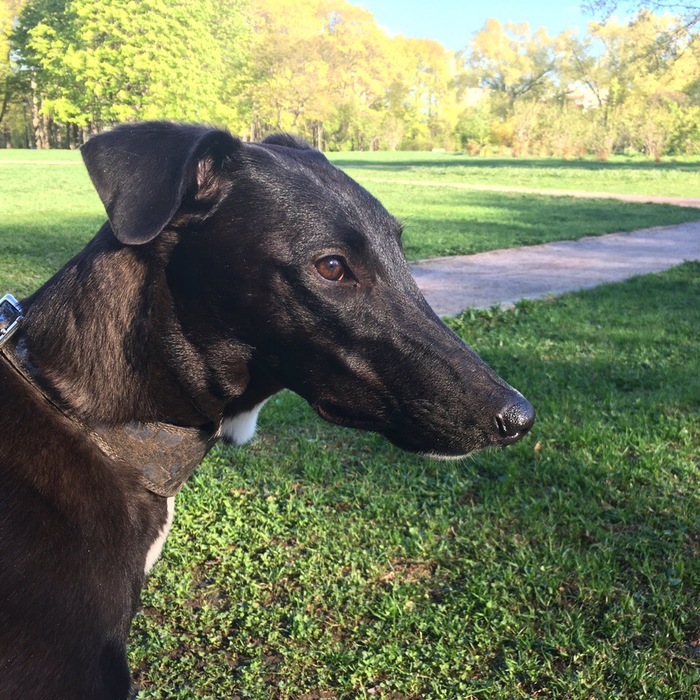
[2,0,700,157]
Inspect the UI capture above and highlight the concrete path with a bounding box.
[410,221,700,316]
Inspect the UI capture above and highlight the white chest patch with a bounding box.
[219,400,267,445]
[144,496,175,574]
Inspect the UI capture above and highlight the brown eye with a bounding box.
[315,256,347,282]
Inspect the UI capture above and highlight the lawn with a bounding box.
[1,150,699,698]
[363,182,700,260]
[329,150,700,200]
[2,151,700,280]
[0,153,103,295]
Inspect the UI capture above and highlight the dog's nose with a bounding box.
[495,396,535,444]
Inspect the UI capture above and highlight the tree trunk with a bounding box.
[312,122,324,151]
[30,78,49,149]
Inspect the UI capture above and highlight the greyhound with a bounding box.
[0,122,534,699]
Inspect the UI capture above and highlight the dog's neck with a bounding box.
[19,225,252,429]
[2,341,217,496]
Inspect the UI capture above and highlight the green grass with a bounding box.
[2,151,699,697]
[328,151,700,200]
[130,263,700,699]
[0,148,85,162]
[364,182,700,260]
[2,151,700,275]
[0,154,103,295]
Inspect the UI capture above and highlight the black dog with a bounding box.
[0,122,534,699]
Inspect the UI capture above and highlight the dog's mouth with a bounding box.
[313,400,390,432]
[314,397,483,455]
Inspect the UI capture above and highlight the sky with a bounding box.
[355,0,595,51]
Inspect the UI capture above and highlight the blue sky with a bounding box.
[355,0,594,50]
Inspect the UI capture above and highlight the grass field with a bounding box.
[329,151,700,199]
[360,182,700,260]
[1,149,699,698]
[2,151,700,279]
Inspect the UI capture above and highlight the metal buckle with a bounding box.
[0,294,23,347]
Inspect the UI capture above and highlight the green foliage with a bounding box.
[461,19,565,105]
[4,0,700,156]
[0,1,16,89]
[455,102,493,153]
[10,0,249,134]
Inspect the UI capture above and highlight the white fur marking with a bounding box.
[145,496,175,574]
[219,401,267,445]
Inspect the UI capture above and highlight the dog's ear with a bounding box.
[80,122,240,245]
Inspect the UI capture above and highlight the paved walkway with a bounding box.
[410,221,700,316]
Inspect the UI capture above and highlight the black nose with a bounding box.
[496,396,535,444]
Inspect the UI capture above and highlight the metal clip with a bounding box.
[0,294,23,347]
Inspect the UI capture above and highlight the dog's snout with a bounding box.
[495,395,536,444]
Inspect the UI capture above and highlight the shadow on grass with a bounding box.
[332,154,700,173]
[394,194,700,259]
[0,215,101,253]
[0,216,102,295]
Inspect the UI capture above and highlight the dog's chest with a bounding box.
[141,404,267,573]
[219,401,267,445]
[144,496,175,573]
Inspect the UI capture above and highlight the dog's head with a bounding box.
[81,122,534,457]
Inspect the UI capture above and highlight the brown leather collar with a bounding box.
[1,337,217,498]
[91,421,217,497]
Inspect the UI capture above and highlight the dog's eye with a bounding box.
[315,256,347,282]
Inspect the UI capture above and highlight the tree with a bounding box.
[582,0,700,65]
[1,0,26,126]
[245,0,397,149]
[319,2,396,149]
[571,11,700,156]
[5,0,700,156]
[12,0,249,145]
[461,20,567,111]
[583,0,700,24]
[455,99,493,154]
[400,37,459,148]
